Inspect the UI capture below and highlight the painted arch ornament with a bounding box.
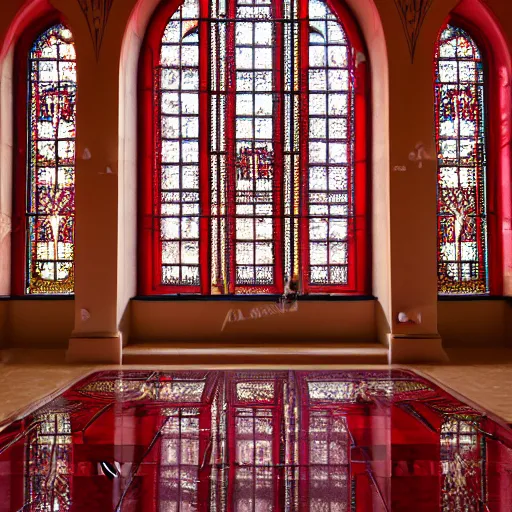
[77,0,115,60]
[394,0,435,62]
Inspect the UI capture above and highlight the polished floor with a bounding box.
[0,369,511,511]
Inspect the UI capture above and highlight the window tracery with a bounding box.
[140,0,368,295]
[20,24,76,295]
[435,25,488,294]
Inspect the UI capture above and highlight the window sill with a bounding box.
[4,295,75,301]
[438,295,510,301]
[131,294,376,302]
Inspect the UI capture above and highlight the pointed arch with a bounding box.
[1,1,68,296]
[11,19,77,295]
[435,0,512,295]
[138,0,371,296]
[435,24,489,293]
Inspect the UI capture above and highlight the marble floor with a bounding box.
[1,348,512,427]
[1,367,511,511]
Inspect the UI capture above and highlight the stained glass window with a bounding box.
[435,25,488,294]
[142,0,367,295]
[24,24,76,295]
[306,0,354,290]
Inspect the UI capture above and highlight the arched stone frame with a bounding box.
[118,0,391,329]
[451,0,512,295]
[0,0,77,297]
[136,0,373,297]
[438,0,512,296]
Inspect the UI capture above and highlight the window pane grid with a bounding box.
[148,0,365,295]
[26,24,76,294]
[233,0,276,290]
[307,0,353,288]
[158,0,201,288]
[435,25,488,294]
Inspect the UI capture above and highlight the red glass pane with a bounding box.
[26,24,76,294]
[435,25,489,294]
[142,0,368,295]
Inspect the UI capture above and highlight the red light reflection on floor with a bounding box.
[0,370,511,511]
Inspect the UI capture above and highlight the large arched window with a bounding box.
[435,24,489,295]
[139,0,368,295]
[12,23,76,295]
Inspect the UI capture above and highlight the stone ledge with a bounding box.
[67,335,122,364]
[388,334,448,364]
[122,342,389,365]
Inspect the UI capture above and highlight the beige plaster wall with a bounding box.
[6,300,74,347]
[382,0,458,339]
[131,300,377,343]
[0,300,8,347]
[438,300,512,347]
[0,48,13,298]
[0,0,510,357]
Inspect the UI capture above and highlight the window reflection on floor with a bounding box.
[0,369,510,511]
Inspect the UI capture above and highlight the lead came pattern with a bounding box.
[153,0,360,294]
[282,0,297,284]
[234,0,276,288]
[307,0,353,287]
[159,0,201,287]
[210,0,228,293]
[435,25,488,294]
[27,25,76,294]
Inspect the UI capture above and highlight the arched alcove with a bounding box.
[0,0,56,297]
[448,0,512,296]
[118,0,391,344]
[0,0,79,297]
[435,0,512,349]
[0,0,77,348]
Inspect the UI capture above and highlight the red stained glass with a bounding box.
[1,369,511,510]
[435,25,488,294]
[140,0,368,295]
[25,24,76,294]
[305,0,354,290]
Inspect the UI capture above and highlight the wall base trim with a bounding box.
[67,334,122,364]
[388,334,448,363]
